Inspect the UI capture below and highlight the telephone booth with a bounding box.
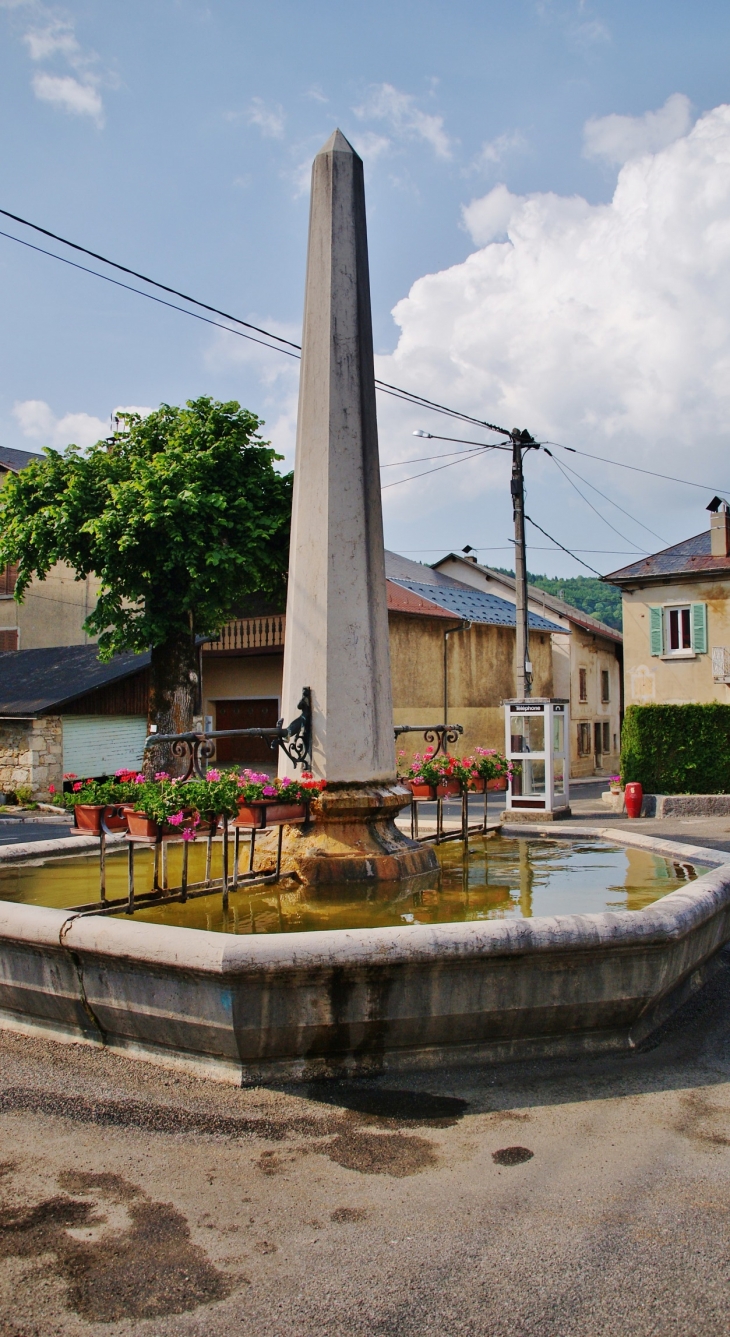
[504,698,570,817]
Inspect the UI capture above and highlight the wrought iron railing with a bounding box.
[205,615,285,653]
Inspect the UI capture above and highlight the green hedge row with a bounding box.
[621,704,730,794]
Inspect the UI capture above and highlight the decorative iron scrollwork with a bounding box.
[393,723,464,759]
[145,685,312,777]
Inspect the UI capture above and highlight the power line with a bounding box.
[381,447,494,489]
[546,450,669,545]
[524,516,604,577]
[547,441,730,497]
[0,209,512,436]
[547,453,648,554]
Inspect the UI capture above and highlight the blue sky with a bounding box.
[2,1,730,574]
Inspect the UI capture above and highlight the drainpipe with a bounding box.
[444,620,472,727]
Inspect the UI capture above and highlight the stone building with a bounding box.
[0,446,99,654]
[432,553,623,778]
[605,500,730,707]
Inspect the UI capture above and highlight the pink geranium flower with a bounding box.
[72,782,82,792]
[167,811,185,826]
[155,771,170,781]
[206,769,221,782]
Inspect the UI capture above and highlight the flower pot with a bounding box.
[436,779,461,798]
[126,811,160,839]
[487,777,508,791]
[102,804,129,833]
[624,782,643,819]
[407,782,436,799]
[468,778,486,793]
[234,800,307,828]
[73,804,104,834]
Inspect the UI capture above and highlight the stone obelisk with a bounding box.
[274,129,437,884]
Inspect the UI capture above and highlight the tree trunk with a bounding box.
[145,629,198,777]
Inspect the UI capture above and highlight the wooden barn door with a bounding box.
[214,699,280,765]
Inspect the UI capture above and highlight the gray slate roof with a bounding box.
[389,578,567,633]
[604,531,730,584]
[0,446,44,473]
[0,645,150,716]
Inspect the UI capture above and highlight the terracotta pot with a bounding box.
[468,777,486,793]
[407,781,436,799]
[234,800,307,828]
[624,781,643,819]
[73,804,104,834]
[487,777,508,791]
[126,811,160,839]
[436,778,461,798]
[102,804,129,833]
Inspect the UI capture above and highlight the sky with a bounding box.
[2,0,730,576]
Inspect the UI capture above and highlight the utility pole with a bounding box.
[511,429,537,699]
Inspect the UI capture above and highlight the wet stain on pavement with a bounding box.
[331,1206,368,1222]
[492,1146,534,1166]
[323,1129,438,1176]
[0,1168,232,1321]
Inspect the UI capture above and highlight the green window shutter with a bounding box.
[691,603,707,653]
[649,606,663,656]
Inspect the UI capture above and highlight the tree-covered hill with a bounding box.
[493,570,622,631]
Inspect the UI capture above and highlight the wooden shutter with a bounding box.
[0,629,18,652]
[691,603,707,653]
[649,606,663,656]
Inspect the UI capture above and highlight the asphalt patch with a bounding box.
[0,1168,231,1321]
[492,1146,534,1166]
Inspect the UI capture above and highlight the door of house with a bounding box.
[214,699,280,765]
[594,721,603,767]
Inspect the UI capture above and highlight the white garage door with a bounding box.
[62,716,147,779]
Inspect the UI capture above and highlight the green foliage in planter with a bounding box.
[620,704,730,794]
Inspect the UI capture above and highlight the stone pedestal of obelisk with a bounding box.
[259,129,436,885]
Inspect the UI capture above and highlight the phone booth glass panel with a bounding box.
[504,699,570,815]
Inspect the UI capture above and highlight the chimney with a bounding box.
[708,497,730,556]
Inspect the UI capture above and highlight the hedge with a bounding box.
[621,703,730,794]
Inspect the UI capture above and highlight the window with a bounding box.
[579,667,588,702]
[602,721,611,753]
[650,603,707,655]
[594,722,603,755]
[577,722,591,755]
[0,629,18,652]
[601,670,610,703]
[667,605,692,652]
[0,564,18,598]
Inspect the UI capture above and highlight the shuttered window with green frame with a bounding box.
[691,602,707,653]
[649,606,663,656]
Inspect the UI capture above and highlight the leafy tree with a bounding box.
[0,397,292,756]
[491,568,622,630]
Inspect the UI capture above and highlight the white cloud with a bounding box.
[246,97,285,139]
[113,405,153,421]
[13,400,109,450]
[2,2,107,124]
[350,131,391,165]
[354,83,453,160]
[375,102,730,557]
[32,71,103,123]
[584,93,694,166]
[471,129,528,172]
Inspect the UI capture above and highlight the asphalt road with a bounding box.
[0,818,75,846]
[1,948,729,1336]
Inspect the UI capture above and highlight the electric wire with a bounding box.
[548,453,648,554]
[0,210,513,435]
[381,447,494,488]
[546,441,730,498]
[523,516,604,577]
[545,450,669,545]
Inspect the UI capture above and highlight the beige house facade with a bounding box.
[605,503,730,708]
[432,554,623,778]
[1,447,99,653]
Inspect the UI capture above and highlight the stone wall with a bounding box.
[0,716,63,798]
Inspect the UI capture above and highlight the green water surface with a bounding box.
[0,835,708,935]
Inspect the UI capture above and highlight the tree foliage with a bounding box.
[0,397,292,659]
[492,569,623,630]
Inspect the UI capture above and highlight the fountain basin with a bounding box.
[1,831,729,1083]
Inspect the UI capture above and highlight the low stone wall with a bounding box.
[642,794,730,818]
[0,716,63,798]
[1,847,730,1082]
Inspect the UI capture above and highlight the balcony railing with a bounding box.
[205,615,286,653]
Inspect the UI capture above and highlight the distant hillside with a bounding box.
[491,569,622,631]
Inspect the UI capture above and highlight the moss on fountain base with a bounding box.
[252,782,437,885]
